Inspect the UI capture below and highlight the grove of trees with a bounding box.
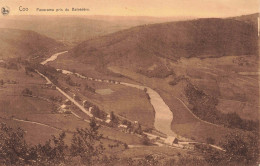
[185,83,259,132]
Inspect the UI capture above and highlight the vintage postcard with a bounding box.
[0,0,259,165]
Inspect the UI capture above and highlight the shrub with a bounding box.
[206,137,215,145]
[21,88,32,96]
[141,135,151,145]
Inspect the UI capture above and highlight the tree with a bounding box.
[70,118,105,165]
[0,123,29,165]
[134,124,143,135]
[141,135,150,145]
[110,111,118,125]
[34,132,69,165]
[206,137,215,145]
[221,131,259,165]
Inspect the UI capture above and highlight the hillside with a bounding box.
[70,18,258,70]
[0,16,191,46]
[230,13,259,27]
[0,28,65,60]
[55,14,259,140]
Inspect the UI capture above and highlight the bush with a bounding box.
[141,135,151,145]
[21,88,32,96]
[206,137,215,145]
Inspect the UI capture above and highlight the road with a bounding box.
[35,70,93,118]
[41,51,177,137]
[38,51,225,151]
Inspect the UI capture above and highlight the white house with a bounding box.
[88,107,93,113]
[118,124,128,129]
[60,104,68,109]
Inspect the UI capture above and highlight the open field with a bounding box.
[0,66,144,147]
[48,55,155,128]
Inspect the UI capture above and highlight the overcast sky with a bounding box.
[1,0,259,17]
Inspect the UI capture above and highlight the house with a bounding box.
[164,136,178,145]
[105,114,111,124]
[118,124,128,132]
[88,107,93,113]
[58,104,71,114]
[60,104,69,109]
[83,100,88,107]
[118,124,128,129]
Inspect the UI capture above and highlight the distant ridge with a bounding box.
[0,28,65,59]
[230,13,259,27]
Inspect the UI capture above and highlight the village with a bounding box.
[48,70,197,151]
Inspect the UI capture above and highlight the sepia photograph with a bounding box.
[0,0,259,165]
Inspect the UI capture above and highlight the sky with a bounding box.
[0,0,259,18]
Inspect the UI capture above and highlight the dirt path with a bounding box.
[12,117,62,131]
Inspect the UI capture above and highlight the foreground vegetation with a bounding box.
[0,118,258,166]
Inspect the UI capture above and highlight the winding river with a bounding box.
[41,52,176,137]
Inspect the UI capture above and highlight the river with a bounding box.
[41,51,68,65]
[41,51,177,137]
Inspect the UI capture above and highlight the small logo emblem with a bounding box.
[1,6,10,16]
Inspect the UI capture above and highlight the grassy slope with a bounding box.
[70,17,258,71]
[0,66,142,146]
[0,28,65,60]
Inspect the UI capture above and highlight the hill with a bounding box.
[0,28,65,60]
[230,13,258,27]
[0,16,192,46]
[70,17,258,70]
